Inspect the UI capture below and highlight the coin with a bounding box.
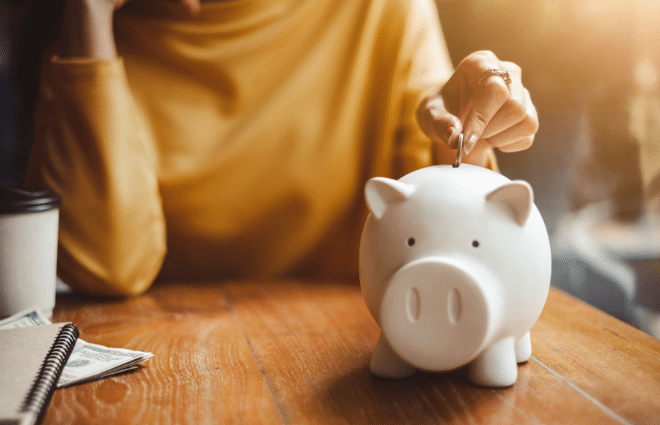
[453,133,464,168]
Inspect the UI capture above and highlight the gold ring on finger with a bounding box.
[479,69,512,86]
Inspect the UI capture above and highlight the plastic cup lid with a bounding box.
[0,186,61,214]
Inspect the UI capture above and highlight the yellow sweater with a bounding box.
[27,0,476,296]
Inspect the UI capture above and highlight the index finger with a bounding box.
[461,53,511,151]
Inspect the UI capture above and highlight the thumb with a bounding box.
[417,95,463,149]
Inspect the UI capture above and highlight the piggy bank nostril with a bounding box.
[406,287,420,322]
[448,288,461,324]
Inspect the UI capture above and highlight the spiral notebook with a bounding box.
[0,323,79,425]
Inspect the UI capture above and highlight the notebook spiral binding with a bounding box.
[21,324,79,423]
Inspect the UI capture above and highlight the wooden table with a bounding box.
[47,281,660,424]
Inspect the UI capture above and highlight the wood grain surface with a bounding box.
[46,281,660,424]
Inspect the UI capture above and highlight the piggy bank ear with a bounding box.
[365,177,415,220]
[486,181,534,226]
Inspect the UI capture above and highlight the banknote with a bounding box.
[0,308,51,328]
[57,340,153,387]
[0,308,153,387]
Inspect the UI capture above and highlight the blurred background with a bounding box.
[1,0,659,336]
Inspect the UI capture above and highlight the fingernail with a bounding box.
[445,127,458,147]
[464,134,478,154]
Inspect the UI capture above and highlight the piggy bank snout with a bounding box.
[379,258,498,372]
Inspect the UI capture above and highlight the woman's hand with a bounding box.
[417,51,539,166]
[60,0,202,59]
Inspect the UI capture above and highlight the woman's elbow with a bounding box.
[57,240,166,297]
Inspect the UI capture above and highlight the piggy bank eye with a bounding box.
[472,240,480,248]
[407,237,415,247]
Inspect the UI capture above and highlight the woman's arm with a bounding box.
[26,55,167,296]
[23,0,205,296]
[60,0,119,59]
[59,0,201,59]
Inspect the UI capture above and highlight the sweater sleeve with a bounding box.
[25,57,166,296]
[393,0,497,176]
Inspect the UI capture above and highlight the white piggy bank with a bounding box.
[359,164,551,387]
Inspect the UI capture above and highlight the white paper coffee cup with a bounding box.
[0,186,61,319]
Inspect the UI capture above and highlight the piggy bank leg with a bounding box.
[468,337,517,387]
[515,332,532,363]
[370,334,416,379]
